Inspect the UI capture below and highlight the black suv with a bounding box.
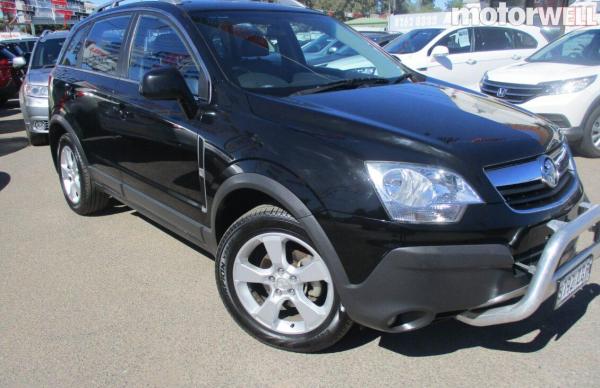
[49,0,600,352]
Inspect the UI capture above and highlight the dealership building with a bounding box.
[0,0,94,33]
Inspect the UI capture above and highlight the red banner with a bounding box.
[0,0,17,17]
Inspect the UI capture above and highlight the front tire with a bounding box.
[216,205,352,352]
[57,133,110,215]
[576,105,600,158]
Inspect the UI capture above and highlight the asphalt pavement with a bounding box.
[1,99,599,387]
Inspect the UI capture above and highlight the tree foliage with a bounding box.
[308,0,378,19]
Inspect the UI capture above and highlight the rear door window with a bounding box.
[81,15,131,75]
[474,27,514,51]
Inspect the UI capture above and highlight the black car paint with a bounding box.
[50,2,584,332]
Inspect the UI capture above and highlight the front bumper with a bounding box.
[19,93,49,133]
[336,202,599,333]
[516,91,591,143]
[457,202,600,326]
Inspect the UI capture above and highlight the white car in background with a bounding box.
[327,25,548,91]
[482,27,600,158]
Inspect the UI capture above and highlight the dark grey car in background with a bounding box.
[19,31,67,146]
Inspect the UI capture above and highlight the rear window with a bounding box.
[81,16,131,75]
[61,26,89,67]
[30,38,65,69]
[512,30,538,49]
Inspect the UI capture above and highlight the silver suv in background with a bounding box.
[19,30,67,146]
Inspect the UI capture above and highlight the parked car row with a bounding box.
[322,24,599,158]
[482,27,600,158]
[327,24,548,91]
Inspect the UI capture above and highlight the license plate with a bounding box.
[555,256,593,309]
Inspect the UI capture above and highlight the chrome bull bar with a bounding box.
[457,202,600,327]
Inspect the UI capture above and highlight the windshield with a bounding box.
[528,29,600,65]
[30,37,65,69]
[192,11,407,96]
[385,28,444,54]
[302,34,333,53]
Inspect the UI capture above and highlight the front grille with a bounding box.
[481,79,544,104]
[486,145,577,211]
[32,120,49,132]
[498,173,574,210]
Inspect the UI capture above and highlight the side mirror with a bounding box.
[12,56,26,68]
[431,45,449,58]
[140,67,198,119]
[328,46,338,54]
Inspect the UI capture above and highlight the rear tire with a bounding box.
[216,205,352,352]
[57,133,110,215]
[575,105,600,158]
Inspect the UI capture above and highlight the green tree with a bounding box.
[445,0,464,10]
[310,0,378,19]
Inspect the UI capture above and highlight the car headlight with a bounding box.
[366,162,483,224]
[25,83,48,98]
[541,76,596,95]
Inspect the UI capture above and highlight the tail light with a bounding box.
[0,58,10,82]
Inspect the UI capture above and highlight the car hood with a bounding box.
[486,61,600,84]
[25,66,53,85]
[248,82,560,168]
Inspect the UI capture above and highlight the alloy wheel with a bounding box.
[60,145,81,204]
[592,117,600,150]
[232,232,334,335]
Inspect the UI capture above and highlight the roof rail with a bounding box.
[95,0,180,13]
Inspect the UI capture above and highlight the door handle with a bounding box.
[512,55,522,60]
[65,84,75,99]
[466,59,477,65]
[116,104,128,120]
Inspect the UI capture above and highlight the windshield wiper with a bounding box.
[290,77,389,96]
[390,73,412,84]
